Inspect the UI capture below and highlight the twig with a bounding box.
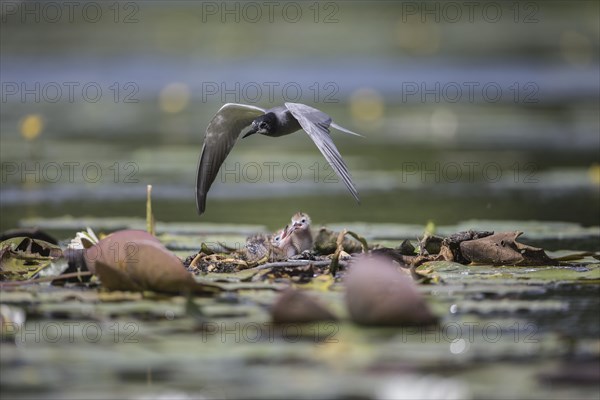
[146,184,155,236]
[346,230,369,252]
[252,260,337,271]
[329,230,347,275]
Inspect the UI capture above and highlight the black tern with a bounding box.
[195,102,362,215]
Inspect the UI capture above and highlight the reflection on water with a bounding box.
[0,1,599,231]
[1,138,598,231]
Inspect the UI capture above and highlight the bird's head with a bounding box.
[244,113,276,138]
[291,212,311,231]
[271,225,292,248]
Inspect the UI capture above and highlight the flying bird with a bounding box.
[195,102,362,215]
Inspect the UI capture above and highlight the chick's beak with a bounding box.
[285,224,298,237]
[278,225,290,240]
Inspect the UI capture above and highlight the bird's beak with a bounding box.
[243,127,258,138]
[293,222,302,228]
[282,225,295,239]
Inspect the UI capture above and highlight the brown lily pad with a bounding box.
[86,230,220,295]
[345,255,437,326]
[84,229,159,274]
[271,288,337,323]
[458,231,559,266]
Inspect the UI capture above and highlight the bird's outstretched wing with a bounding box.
[284,102,360,203]
[330,122,364,137]
[196,103,265,215]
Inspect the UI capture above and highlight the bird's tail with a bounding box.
[331,122,364,137]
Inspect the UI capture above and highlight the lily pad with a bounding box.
[87,230,221,295]
[271,289,337,323]
[345,255,437,326]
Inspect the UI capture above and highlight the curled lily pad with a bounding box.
[271,289,337,323]
[86,230,220,295]
[84,229,160,274]
[459,231,559,266]
[345,255,437,326]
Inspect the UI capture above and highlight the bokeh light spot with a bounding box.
[19,114,44,141]
[349,88,385,128]
[159,82,191,114]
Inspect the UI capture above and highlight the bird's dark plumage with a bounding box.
[196,103,362,215]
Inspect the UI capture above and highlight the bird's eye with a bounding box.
[301,218,306,223]
[274,236,280,241]
[259,122,267,129]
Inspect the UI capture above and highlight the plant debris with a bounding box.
[455,231,558,266]
[0,237,63,281]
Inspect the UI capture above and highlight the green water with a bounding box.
[1,3,599,397]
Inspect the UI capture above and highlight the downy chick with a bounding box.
[244,234,271,263]
[245,227,292,263]
[289,212,313,254]
[271,225,299,258]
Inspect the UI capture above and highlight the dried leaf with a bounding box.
[459,231,559,266]
[0,237,63,281]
